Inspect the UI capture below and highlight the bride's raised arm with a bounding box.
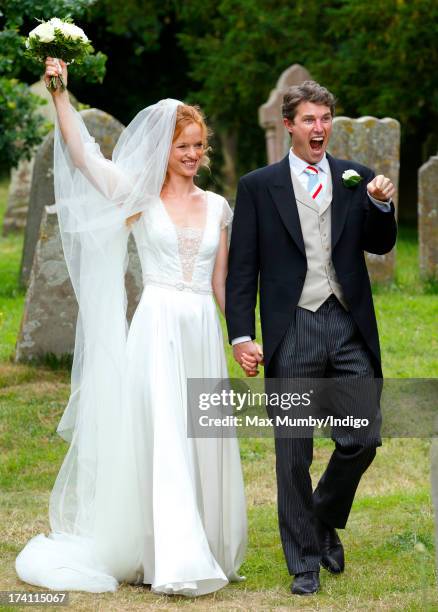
[45,58,130,206]
[45,59,179,227]
[45,59,84,166]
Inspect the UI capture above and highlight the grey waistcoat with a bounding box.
[291,168,348,311]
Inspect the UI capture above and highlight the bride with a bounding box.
[15,58,247,596]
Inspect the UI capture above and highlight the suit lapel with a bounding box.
[268,156,305,256]
[328,153,350,250]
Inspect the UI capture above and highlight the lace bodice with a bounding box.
[175,226,204,282]
[132,191,233,294]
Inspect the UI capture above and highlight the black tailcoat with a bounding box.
[225,154,397,377]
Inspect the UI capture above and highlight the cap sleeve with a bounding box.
[220,198,234,230]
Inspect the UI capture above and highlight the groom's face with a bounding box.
[283,101,333,164]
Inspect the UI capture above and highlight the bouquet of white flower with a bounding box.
[25,18,93,91]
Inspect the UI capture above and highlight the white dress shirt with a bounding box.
[289,148,330,203]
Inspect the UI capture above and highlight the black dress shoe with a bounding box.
[291,571,320,595]
[315,517,345,573]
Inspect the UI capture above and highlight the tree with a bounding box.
[2,0,436,197]
[71,0,192,127]
[177,0,333,190]
[177,0,438,191]
[0,0,106,169]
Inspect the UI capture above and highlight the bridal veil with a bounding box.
[16,99,184,591]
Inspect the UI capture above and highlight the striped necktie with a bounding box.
[303,165,323,201]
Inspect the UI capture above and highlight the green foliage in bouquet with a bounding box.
[26,25,92,62]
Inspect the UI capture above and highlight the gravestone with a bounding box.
[20,108,123,287]
[16,209,142,361]
[418,155,438,280]
[328,117,400,283]
[20,131,56,287]
[259,64,312,165]
[2,159,34,234]
[2,80,79,236]
[16,209,77,359]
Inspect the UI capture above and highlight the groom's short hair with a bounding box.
[282,81,336,121]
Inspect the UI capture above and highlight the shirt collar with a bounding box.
[288,148,329,175]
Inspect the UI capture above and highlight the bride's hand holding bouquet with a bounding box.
[44,57,68,97]
[25,17,92,92]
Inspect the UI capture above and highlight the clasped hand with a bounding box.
[233,341,264,377]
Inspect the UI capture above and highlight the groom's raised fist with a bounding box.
[367,174,395,202]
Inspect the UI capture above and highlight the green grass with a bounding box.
[0,178,26,363]
[0,176,437,609]
[372,223,438,377]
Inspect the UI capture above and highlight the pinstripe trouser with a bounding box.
[269,295,381,574]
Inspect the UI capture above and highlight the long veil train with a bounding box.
[16,100,192,591]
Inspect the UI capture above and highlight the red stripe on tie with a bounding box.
[312,184,322,199]
[306,165,318,173]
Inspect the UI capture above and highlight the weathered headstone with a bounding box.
[418,155,438,280]
[20,131,56,287]
[2,158,34,234]
[15,209,142,362]
[16,209,77,359]
[2,80,79,237]
[20,108,123,287]
[329,117,400,283]
[259,64,312,165]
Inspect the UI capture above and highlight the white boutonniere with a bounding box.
[342,169,363,188]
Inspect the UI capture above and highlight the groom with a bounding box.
[225,81,397,595]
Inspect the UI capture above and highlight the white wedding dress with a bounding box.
[15,100,247,596]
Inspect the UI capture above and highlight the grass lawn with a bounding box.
[0,176,437,610]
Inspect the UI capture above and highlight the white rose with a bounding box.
[342,169,360,180]
[48,17,64,30]
[49,18,64,27]
[60,22,88,41]
[29,22,56,43]
[48,18,89,41]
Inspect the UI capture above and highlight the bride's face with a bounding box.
[167,123,204,178]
